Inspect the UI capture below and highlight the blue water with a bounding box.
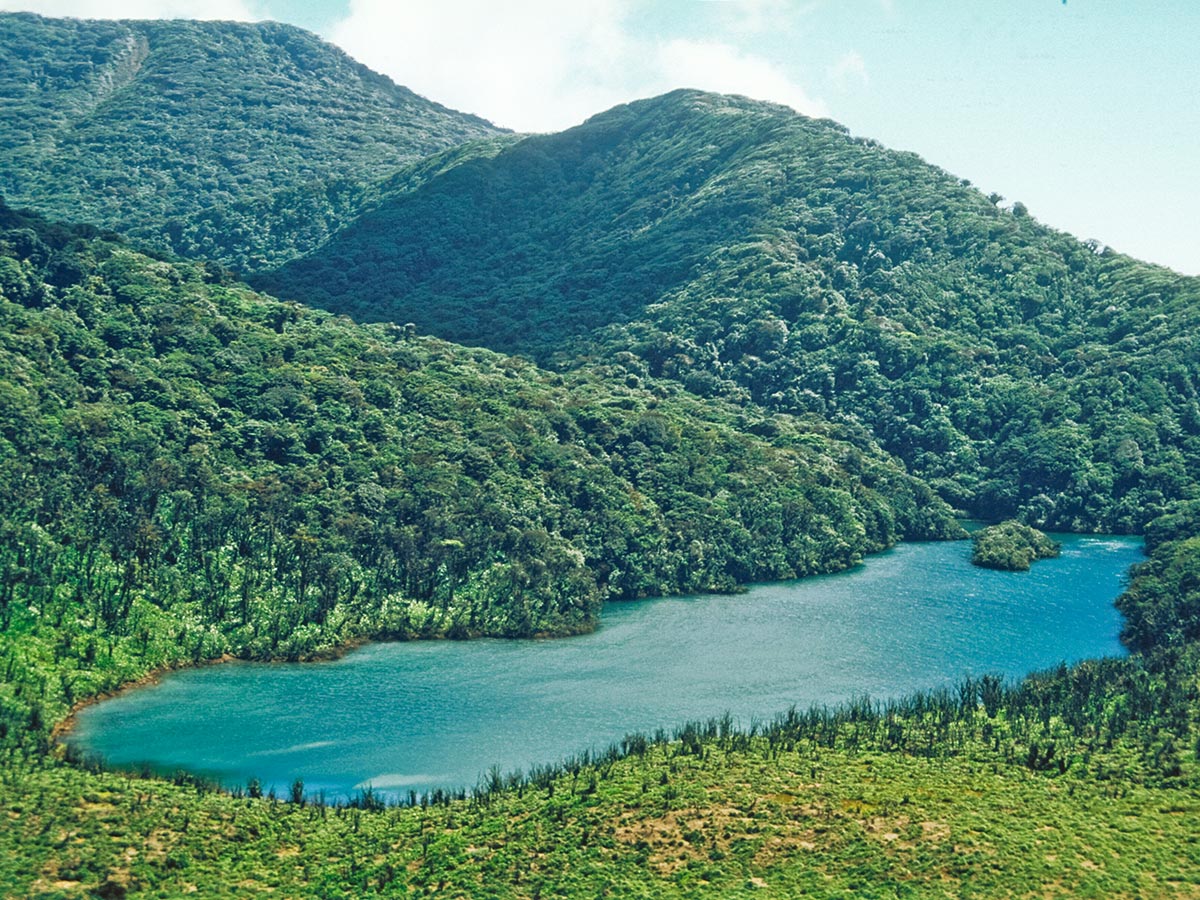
[67,535,1140,799]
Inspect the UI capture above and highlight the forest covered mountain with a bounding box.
[0,195,958,726]
[259,90,1200,532]
[1,13,1199,900]
[0,12,502,268]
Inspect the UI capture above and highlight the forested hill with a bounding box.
[0,197,959,682]
[4,23,1200,898]
[0,12,502,263]
[260,90,1200,532]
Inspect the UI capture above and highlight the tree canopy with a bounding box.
[261,90,1200,532]
[0,11,501,268]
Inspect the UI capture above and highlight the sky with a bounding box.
[4,1,1198,275]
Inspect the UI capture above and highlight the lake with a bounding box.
[67,535,1140,799]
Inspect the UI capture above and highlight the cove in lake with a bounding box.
[68,535,1139,799]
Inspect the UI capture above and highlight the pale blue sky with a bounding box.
[5,0,1198,274]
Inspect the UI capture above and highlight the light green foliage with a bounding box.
[971,520,1061,571]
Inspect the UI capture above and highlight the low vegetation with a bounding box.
[3,641,1198,897]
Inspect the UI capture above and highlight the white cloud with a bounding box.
[330,0,636,132]
[330,0,823,132]
[656,39,826,117]
[699,0,807,36]
[0,0,262,19]
[829,50,869,89]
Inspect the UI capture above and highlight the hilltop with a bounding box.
[0,12,502,266]
[260,90,1200,531]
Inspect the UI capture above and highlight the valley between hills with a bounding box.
[1,11,1198,898]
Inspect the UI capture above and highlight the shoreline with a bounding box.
[52,532,1141,761]
[50,619,600,745]
[49,530,942,747]
[51,636,378,743]
[52,652,241,743]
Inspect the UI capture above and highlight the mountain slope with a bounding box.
[0,197,958,689]
[161,134,522,273]
[2,199,1198,897]
[0,12,502,257]
[261,90,1200,531]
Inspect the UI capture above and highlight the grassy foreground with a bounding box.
[3,726,1198,899]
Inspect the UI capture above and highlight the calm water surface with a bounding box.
[69,535,1139,798]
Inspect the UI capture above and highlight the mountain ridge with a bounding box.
[259,88,1200,531]
[0,11,503,250]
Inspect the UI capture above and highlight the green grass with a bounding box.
[3,731,1198,899]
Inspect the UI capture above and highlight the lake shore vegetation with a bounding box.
[1,13,1199,898]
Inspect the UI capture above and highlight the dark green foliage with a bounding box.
[162,136,521,274]
[0,197,961,748]
[263,90,1200,533]
[2,21,1200,894]
[971,521,1060,571]
[257,90,801,345]
[0,12,502,267]
[1117,504,1200,653]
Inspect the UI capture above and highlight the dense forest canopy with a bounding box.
[261,90,1200,532]
[0,196,961,745]
[0,13,1199,898]
[0,12,502,270]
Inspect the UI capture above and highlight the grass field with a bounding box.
[4,716,1198,898]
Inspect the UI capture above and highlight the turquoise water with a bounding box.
[67,535,1140,799]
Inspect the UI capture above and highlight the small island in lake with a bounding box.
[971,521,1062,571]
